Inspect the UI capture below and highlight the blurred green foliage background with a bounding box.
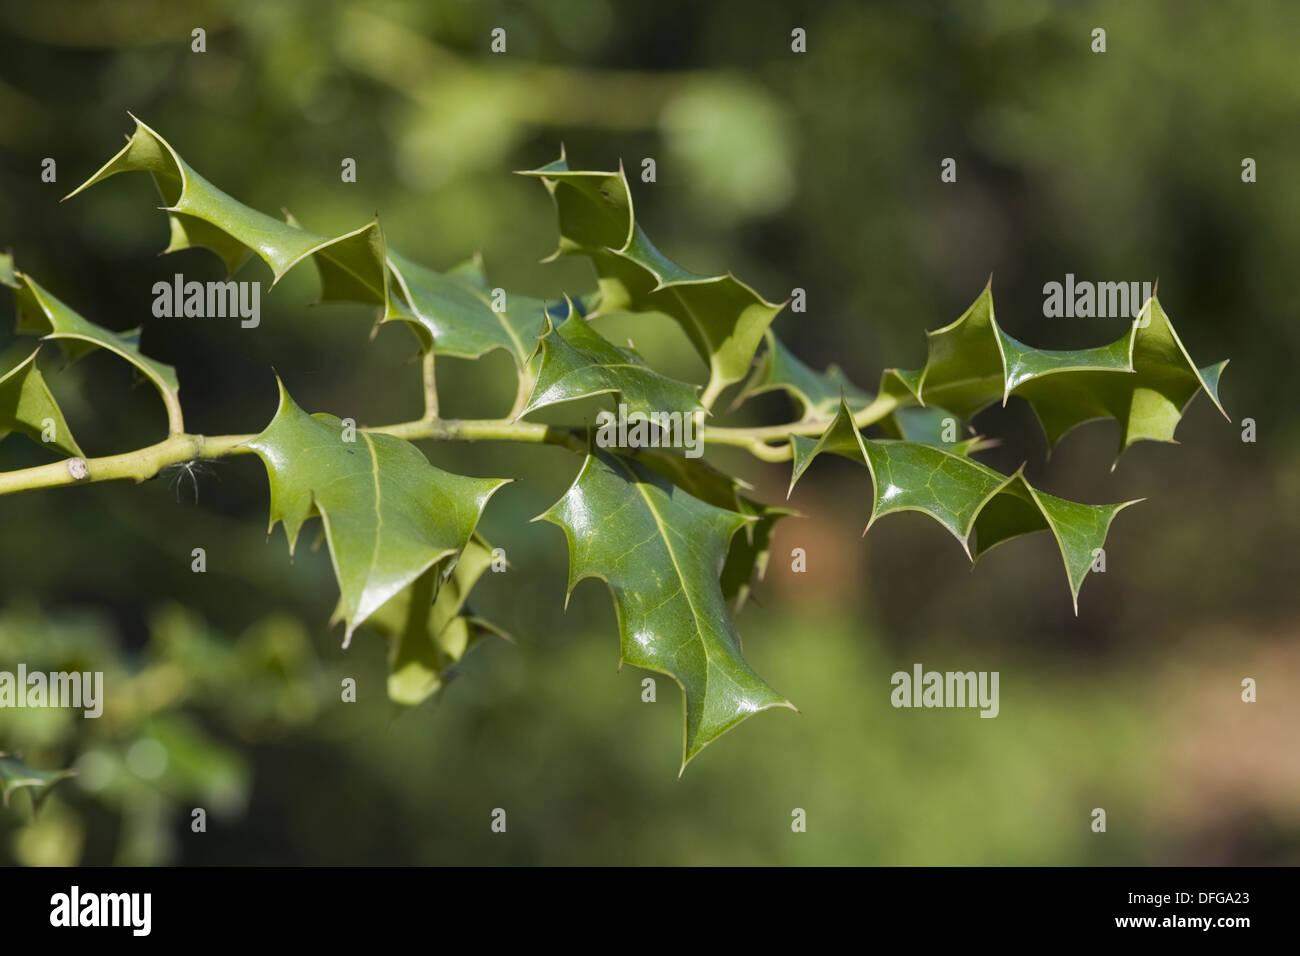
[0,0,1296,865]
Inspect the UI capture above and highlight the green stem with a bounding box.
[701,393,901,461]
[371,417,587,452]
[699,377,726,411]
[507,364,537,420]
[162,386,186,437]
[0,419,584,497]
[0,433,253,496]
[421,351,438,421]
[0,394,900,497]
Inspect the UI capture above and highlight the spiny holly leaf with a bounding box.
[617,446,796,611]
[247,380,508,645]
[0,753,75,810]
[628,447,795,613]
[0,340,83,456]
[631,445,752,511]
[4,256,181,432]
[366,534,509,705]
[1021,296,1228,456]
[538,450,794,770]
[69,117,573,368]
[520,153,783,407]
[790,401,1139,610]
[521,300,702,419]
[385,249,551,368]
[879,282,1228,461]
[66,114,389,304]
[735,330,872,420]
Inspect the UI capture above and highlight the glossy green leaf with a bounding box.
[0,753,75,810]
[385,250,551,367]
[735,330,872,420]
[366,534,509,705]
[67,115,389,302]
[790,401,1139,610]
[246,380,508,644]
[879,282,1228,460]
[69,117,574,368]
[631,445,752,511]
[521,301,702,419]
[617,447,794,612]
[538,450,793,769]
[0,340,83,456]
[520,153,783,406]
[4,255,181,433]
[10,124,1236,775]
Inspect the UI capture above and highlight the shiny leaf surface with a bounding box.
[520,154,783,404]
[539,451,793,769]
[790,401,1139,610]
[247,381,508,644]
[521,302,702,419]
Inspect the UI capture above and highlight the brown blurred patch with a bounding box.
[1155,629,1300,863]
[761,470,870,605]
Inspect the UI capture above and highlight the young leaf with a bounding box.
[519,154,783,406]
[790,401,1139,610]
[520,301,703,419]
[879,282,1228,461]
[0,753,75,810]
[365,534,508,705]
[3,256,182,434]
[385,249,550,368]
[246,381,509,645]
[735,330,872,420]
[0,341,83,457]
[538,450,794,770]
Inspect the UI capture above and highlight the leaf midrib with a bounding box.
[360,431,384,606]
[614,457,717,678]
